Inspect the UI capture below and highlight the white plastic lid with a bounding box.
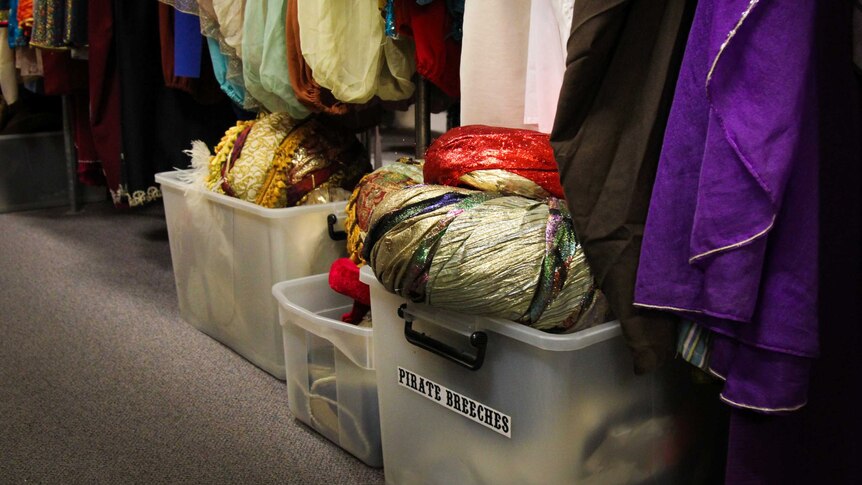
[359,266,621,352]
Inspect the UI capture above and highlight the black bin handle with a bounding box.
[327,213,347,241]
[399,304,488,371]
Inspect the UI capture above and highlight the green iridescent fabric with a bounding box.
[365,185,608,332]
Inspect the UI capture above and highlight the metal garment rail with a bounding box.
[61,94,81,212]
[364,75,432,167]
[414,76,431,158]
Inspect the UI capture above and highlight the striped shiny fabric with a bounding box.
[365,185,605,332]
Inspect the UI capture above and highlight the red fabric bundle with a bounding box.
[328,258,371,324]
[396,0,461,98]
[423,125,564,198]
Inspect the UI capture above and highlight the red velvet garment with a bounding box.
[40,50,87,95]
[40,51,104,186]
[328,258,371,324]
[88,0,123,204]
[423,125,564,198]
[396,0,461,98]
[329,258,371,306]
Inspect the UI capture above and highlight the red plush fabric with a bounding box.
[329,258,371,306]
[341,301,370,325]
[423,125,564,198]
[397,0,461,98]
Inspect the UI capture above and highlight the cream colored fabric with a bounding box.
[297,0,415,104]
[524,0,572,133]
[242,0,309,117]
[228,112,296,202]
[0,29,18,105]
[460,0,536,130]
[213,0,245,58]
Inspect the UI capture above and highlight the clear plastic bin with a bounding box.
[360,266,700,485]
[272,274,381,467]
[156,170,346,378]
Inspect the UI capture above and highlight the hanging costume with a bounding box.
[635,0,818,415]
[523,0,572,133]
[88,0,123,203]
[297,0,415,104]
[396,0,461,98]
[157,3,223,104]
[241,0,308,118]
[459,0,535,130]
[113,0,235,206]
[284,0,347,115]
[0,0,18,107]
[550,0,696,373]
[29,0,87,49]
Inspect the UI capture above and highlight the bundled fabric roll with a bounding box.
[344,158,424,264]
[423,125,564,199]
[364,184,606,332]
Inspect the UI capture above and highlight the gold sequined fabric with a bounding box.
[458,169,550,199]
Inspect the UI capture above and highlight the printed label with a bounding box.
[397,366,511,438]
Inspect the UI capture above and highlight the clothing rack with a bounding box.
[59,76,434,209]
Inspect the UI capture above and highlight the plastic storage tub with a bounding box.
[272,275,382,467]
[156,170,346,378]
[361,266,697,485]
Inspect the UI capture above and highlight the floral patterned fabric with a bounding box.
[344,159,424,264]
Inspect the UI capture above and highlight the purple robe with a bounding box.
[635,0,818,413]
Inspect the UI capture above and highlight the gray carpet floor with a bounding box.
[0,201,385,484]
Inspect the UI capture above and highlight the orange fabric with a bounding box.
[284,0,348,115]
[17,0,33,27]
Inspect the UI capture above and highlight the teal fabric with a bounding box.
[7,0,27,47]
[242,0,309,118]
[207,37,245,106]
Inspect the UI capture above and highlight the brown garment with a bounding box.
[285,0,348,115]
[549,0,695,373]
